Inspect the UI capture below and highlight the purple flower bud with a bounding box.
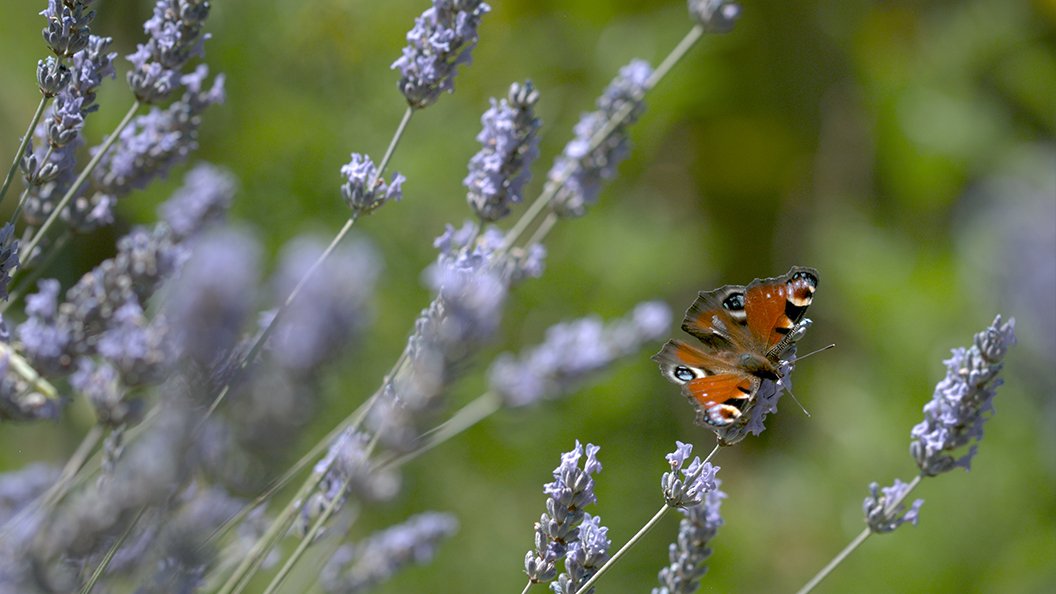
[127,0,212,103]
[687,1,741,33]
[552,513,611,594]
[863,479,923,534]
[464,81,542,221]
[40,0,96,58]
[661,441,719,507]
[392,0,491,109]
[340,153,405,216]
[36,56,70,97]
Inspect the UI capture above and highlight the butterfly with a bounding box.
[653,266,818,442]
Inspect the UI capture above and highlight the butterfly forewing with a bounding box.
[744,266,818,351]
[680,284,761,354]
[652,340,758,426]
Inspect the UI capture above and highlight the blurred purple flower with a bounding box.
[863,479,923,534]
[687,0,741,32]
[269,236,381,374]
[164,228,260,366]
[910,316,1015,476]
[393,0,491,109]
[69,358,142,427]
[160,163,236,240]
[489,301,671,407]
[464,80,541,221]
[86,66,225,231]
[524,441,602,585]
[17,279,74,375]
[321,512,458,593]
[548,59,652,217]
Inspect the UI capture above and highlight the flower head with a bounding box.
[551,513,610,594]
[127,0,212,103]
[548,60,653,217]
[489,301,671,407]
[687,1,741,32]
[340,154,405,216]
[863,479,924,534]
[40,0,96,58]
[910,316,1016,476]
[464,80,542,221]
[661,441,720,507]
[392,0,491,108]
[524,441,602,584]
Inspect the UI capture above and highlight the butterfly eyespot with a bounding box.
[721,293,745,311]
[791,271,818,288]
[673,366,695,381]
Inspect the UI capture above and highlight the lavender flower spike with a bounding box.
[653,481,727,594]
[524,441,602,585]
[661,441,720,508]
[910,315,1016,476]
[552,513,611,594]
[464,80,542,221]
[40,0,96,58]
[340,153,405,216]
[489,301,671,408]
[687,1,742,33]
[548,60,653,218]
[0,224,19,300]
[393,0,492,109]
[863,480,924,534]
[320,512,458,593]
[127,0,212,103]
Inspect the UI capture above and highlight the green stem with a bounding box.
[376,391,502,471]
[20,100,140,262]
[0,96,49,206]
[79,506,146,594]
[259,475,355,594]
[793,474,924,594]
[574,504,673,594]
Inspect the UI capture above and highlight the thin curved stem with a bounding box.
[80,506,145,594]
[0,96,49,206]
[574,504,673,594]
[376,391,502,471]
[794,474,924,594]
[20,101,140,261]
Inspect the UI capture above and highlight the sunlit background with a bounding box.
[1,0,1053,592]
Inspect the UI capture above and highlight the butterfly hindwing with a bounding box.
[652,340,760,427]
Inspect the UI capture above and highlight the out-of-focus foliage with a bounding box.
[1,0,1052,592]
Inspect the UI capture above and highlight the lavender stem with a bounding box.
[0,97,50,205]
[794,474,923,594]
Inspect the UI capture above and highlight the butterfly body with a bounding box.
[654,266,818,438]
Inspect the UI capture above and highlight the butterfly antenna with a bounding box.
[797,343,836,361]
[780,382,812,419]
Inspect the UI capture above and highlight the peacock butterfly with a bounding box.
[653,266,818,443]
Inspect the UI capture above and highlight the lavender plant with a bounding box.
[0,0,1026,592]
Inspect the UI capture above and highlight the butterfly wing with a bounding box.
[679,283,758,354]
[743,266,819,354]
[652,340,761,427]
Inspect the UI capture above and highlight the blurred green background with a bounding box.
[1,0,1054,592]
